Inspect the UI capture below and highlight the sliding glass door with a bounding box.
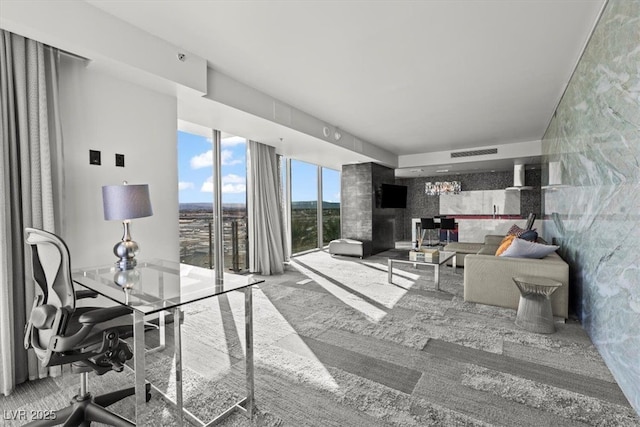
[322,168,341,246]
[290,160,318,253]
[286,159,341,255]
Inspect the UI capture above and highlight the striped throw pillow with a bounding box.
[507,224,526,237]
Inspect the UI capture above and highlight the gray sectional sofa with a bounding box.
[446,235,569,319]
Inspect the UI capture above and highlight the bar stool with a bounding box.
[439,217,456,244]
[421,218,439,246]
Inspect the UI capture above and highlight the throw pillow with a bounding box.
[499,237,559,259]
[495,235,516,256]
[507,224,526,237]
[519,230,538,242]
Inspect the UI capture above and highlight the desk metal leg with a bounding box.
[245,286,254,418]
[387,259,392,283]
[133,311,146,425]
[174,307,184,426]
[206,286,255,426]
[434,264,440,290]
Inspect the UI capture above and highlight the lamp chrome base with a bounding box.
[113,239,139,271]
[115,258,137,270]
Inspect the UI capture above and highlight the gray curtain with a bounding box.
[247,140,288,275]
[0,30,62,396]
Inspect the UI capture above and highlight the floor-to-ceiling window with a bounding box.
[177,130,214,268]
[285,159,341,255]
[177,129,248,271]
[219,135,247,271]
[290,159,318,253]
[322,167,341,246]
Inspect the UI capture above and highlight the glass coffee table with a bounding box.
[387,251,456,290]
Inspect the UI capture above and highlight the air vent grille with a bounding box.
[450,148,498,158]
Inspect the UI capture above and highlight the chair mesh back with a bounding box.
[26,229,75,310]
[24,228,76,363]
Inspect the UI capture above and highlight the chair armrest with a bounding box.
[75,290,98,300]
[78,306,132,325]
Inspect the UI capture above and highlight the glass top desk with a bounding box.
[72,259,264,426]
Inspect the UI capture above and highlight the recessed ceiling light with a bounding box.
[436,169,449,173]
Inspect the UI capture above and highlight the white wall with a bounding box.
[58,56,179,268]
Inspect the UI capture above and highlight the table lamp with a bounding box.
[102,182,153,270]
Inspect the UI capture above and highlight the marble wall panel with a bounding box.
[541,0,640,414]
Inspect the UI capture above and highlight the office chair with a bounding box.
[420,218,439,246]
[439,218,456,245]
[23,228,150,427]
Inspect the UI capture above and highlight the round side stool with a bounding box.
[512,276,562,334]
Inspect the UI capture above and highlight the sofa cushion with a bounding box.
[484,235,505,246]
[478,245,499,255]
[499,237,559,259]
[443,242,484,254]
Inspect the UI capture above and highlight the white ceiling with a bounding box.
[85,0,604,174]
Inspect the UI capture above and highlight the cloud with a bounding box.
[178,181,194,191]
[190,150,213,169]
[222,183,246,193]
[191,149,242,169]
[201,174,246,194]
[221,136,246,147]
[222,174,245,184]
[201,178,213,193]
[221,150,242,166]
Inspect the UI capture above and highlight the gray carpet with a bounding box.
[3,249,639,426]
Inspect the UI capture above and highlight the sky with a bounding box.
[178,131,341,204]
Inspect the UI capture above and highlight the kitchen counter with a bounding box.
[412,217,539,244]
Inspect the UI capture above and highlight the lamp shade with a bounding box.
[102,184,153,221]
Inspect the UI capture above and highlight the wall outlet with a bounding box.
[115,153,125,167]
[89,150,101,165]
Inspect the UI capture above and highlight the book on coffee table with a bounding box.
[409,248,439,262]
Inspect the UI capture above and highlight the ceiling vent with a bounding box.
[450,148,498,158]
[506,164,533,191]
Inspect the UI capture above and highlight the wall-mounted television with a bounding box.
[380,183,407,208]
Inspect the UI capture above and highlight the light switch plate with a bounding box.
[89,150,101,165]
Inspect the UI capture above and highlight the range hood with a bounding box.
[542,161,569,189]
[505,164,533,191]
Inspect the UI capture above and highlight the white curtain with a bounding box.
[247,140,288,275]
[0,30,63,396]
